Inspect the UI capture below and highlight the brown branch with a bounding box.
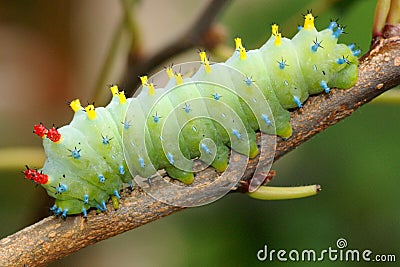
[121,0,232,96]
[1,33,399,267]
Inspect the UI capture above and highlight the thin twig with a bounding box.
[121,0,232,96]
[372,88,400,103]
[93,0,140,104]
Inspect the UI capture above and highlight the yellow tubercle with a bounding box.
[110,84,119,96]
[199,51,207,63]
[166,66,174,79]
[204,63,211,73]
[175,73,183,85]
[118,91,127,104]
[303,12,315,30]
[271,24,279,36]
[69,99,82,113]
[239,47,247,60]
[140,75,155,96]
[84,104,97,120]
[199,51,211,73]
[234,37,246,60]
[140,76,148,86]
[205,65,211,73]
[147,83,155,96]
[109,84,126,104]
[271,24,282,46]
[274,33,282,46]
[234,37,242,50]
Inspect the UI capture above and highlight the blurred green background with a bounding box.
[1,0,399,266]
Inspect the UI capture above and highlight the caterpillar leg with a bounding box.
[329,64,358,89]
[52,198,91,218]
[111,195,119,209]
[165,166,194,184]
[276,124,293,139]
[210,145,229,172]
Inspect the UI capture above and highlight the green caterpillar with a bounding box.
[24,12,359,217]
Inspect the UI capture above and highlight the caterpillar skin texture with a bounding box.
[25,13,359,216]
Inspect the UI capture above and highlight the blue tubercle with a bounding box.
[352,49,361,56]
[200,143,211,154]
[333,26,344,38]
[129,180,133,189]
[192,126,197,132]
[183,103,191,113]
[62,209,68,218]
[320,80,330,93]
[153,112,160,123]
[212,92,221,100]
[244,76,254,86]
[70,147,81,159]
[167,152,174,165]
[348,43,361,56]
[261,114,272,125]
[102,135,111,145]
[278,58,288,70]
[101,201,107,211]
[337,56,349,65]
[293,96,302,108]
[138,157,145,168]
[297,25,303,31]
[82,207,88,217]
[311,38,323,52]
[118,165,125,175]
[54,207,62,216]
[232,129,241,139]
[328,20,338,31]
[83,194,89,204]
[123,120,131,130]
[113,190,121,199]
[56,183,67,194]
[98,174,105,183]
[96,201,107,211]
[50,204,57,212]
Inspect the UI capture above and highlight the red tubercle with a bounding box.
[33,122,48,138]
[47,126,62,142]
[35,172,49,184]
[23,165,38,180]
[23,165,49,184]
